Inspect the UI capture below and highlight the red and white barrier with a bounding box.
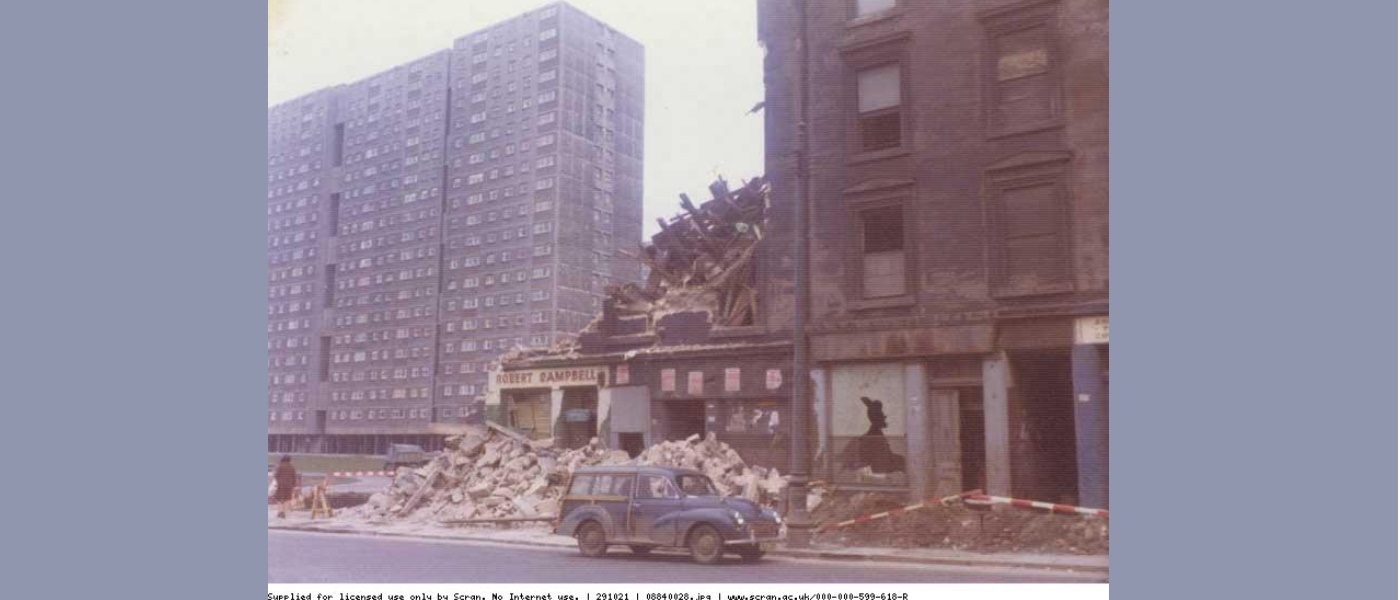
[815,489,1106,533]
[816,491,979,533]
[959,492,1109,519]
[329,471,396,477]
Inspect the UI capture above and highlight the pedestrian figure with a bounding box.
[273,455,299,519]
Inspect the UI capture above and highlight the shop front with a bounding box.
[807,316,1108,507]
[492,365,608,447]
[611,347,793,472]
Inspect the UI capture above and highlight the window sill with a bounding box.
[710,325,766,339]
[850,294,916,311]
[991,283,1077,300]
[848,146,911,166]
[986,120,1065,141]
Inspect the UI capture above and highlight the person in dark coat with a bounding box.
[273,455,299,519]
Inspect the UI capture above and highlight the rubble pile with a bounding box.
[810,492,1110,555]
[345,427,787,525]
[611,176,769,327]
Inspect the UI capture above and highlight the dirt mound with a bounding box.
[809,490,1108,555]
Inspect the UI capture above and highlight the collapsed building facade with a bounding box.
[490,177,796,473]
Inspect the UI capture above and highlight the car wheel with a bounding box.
[688,524,724,565]
[576,521,608,558]
[628,545,653,556]
[736,545,765,562]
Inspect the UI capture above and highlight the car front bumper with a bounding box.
[723,522,785,546]
[723,535,785,546]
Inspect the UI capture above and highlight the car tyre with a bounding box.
[576,521,608,558]
[628,545,653,556]
[735,545,765,562]
[688,524,724,565]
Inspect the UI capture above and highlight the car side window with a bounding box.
[678,475,711,496]
[612,475,634,498]
[568,475,594,495]
[638,475,678,499]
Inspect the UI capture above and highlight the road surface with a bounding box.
[268,530,1105,584]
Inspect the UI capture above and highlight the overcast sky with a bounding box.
[269,0,766,239]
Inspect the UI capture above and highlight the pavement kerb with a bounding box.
[267,523,1108,574]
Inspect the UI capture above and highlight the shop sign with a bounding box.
[765,369,783,390]
[1075,315,1109,345]
[565,408,593,423]
[615,364,630,385]
[724,368,741,392]
[495,366,606,390]
[688,371,704,395]
[661,369,676,392]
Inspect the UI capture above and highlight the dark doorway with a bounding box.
[1009,350,1079,504]
[668,402,707,441]
[958,387,986,493]
[561,388,599,448]
[619,432,645,457]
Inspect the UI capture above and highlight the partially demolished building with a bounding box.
[490,177,796,472]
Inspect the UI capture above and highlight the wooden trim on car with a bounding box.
[561,494,631,503]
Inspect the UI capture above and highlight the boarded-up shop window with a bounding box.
[857,64,902,151]
[861,206,906,298]
[828,363,909,488]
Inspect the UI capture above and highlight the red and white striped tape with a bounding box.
[816,491,976,533]
[329,471,396,477]
[961,493,1109,519]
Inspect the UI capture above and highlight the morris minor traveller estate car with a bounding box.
[553,465,785,564]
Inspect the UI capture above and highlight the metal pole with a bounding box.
[787,0,814,548]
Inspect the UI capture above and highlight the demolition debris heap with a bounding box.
[350,426,787,523]
[612,176,768,328]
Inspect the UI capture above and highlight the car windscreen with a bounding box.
[676,474,719,496]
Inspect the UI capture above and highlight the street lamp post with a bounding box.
[786,0,814,549]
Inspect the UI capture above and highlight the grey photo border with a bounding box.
[1,0,1394,598]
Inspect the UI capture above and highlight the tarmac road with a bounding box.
[268,530,1106,584]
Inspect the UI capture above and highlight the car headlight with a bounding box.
[730,510,746,525]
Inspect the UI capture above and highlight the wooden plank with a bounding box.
[396,462,442,516]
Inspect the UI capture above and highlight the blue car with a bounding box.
[553,465,785,564]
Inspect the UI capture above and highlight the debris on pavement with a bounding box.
[340,426,788,526]
[809,491,1109,555]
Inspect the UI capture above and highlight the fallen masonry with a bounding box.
[339,425,788,525]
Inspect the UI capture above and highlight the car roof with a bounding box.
[572,465,704,478]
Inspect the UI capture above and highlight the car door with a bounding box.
[630,474,682,546]
[596,474,634,539]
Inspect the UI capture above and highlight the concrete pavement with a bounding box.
[269,529,1107,583]
[268,510,1107,576]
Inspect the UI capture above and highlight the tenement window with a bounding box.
[856,64,902,151]
[854,0,897,18]
[860,206,906,298]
